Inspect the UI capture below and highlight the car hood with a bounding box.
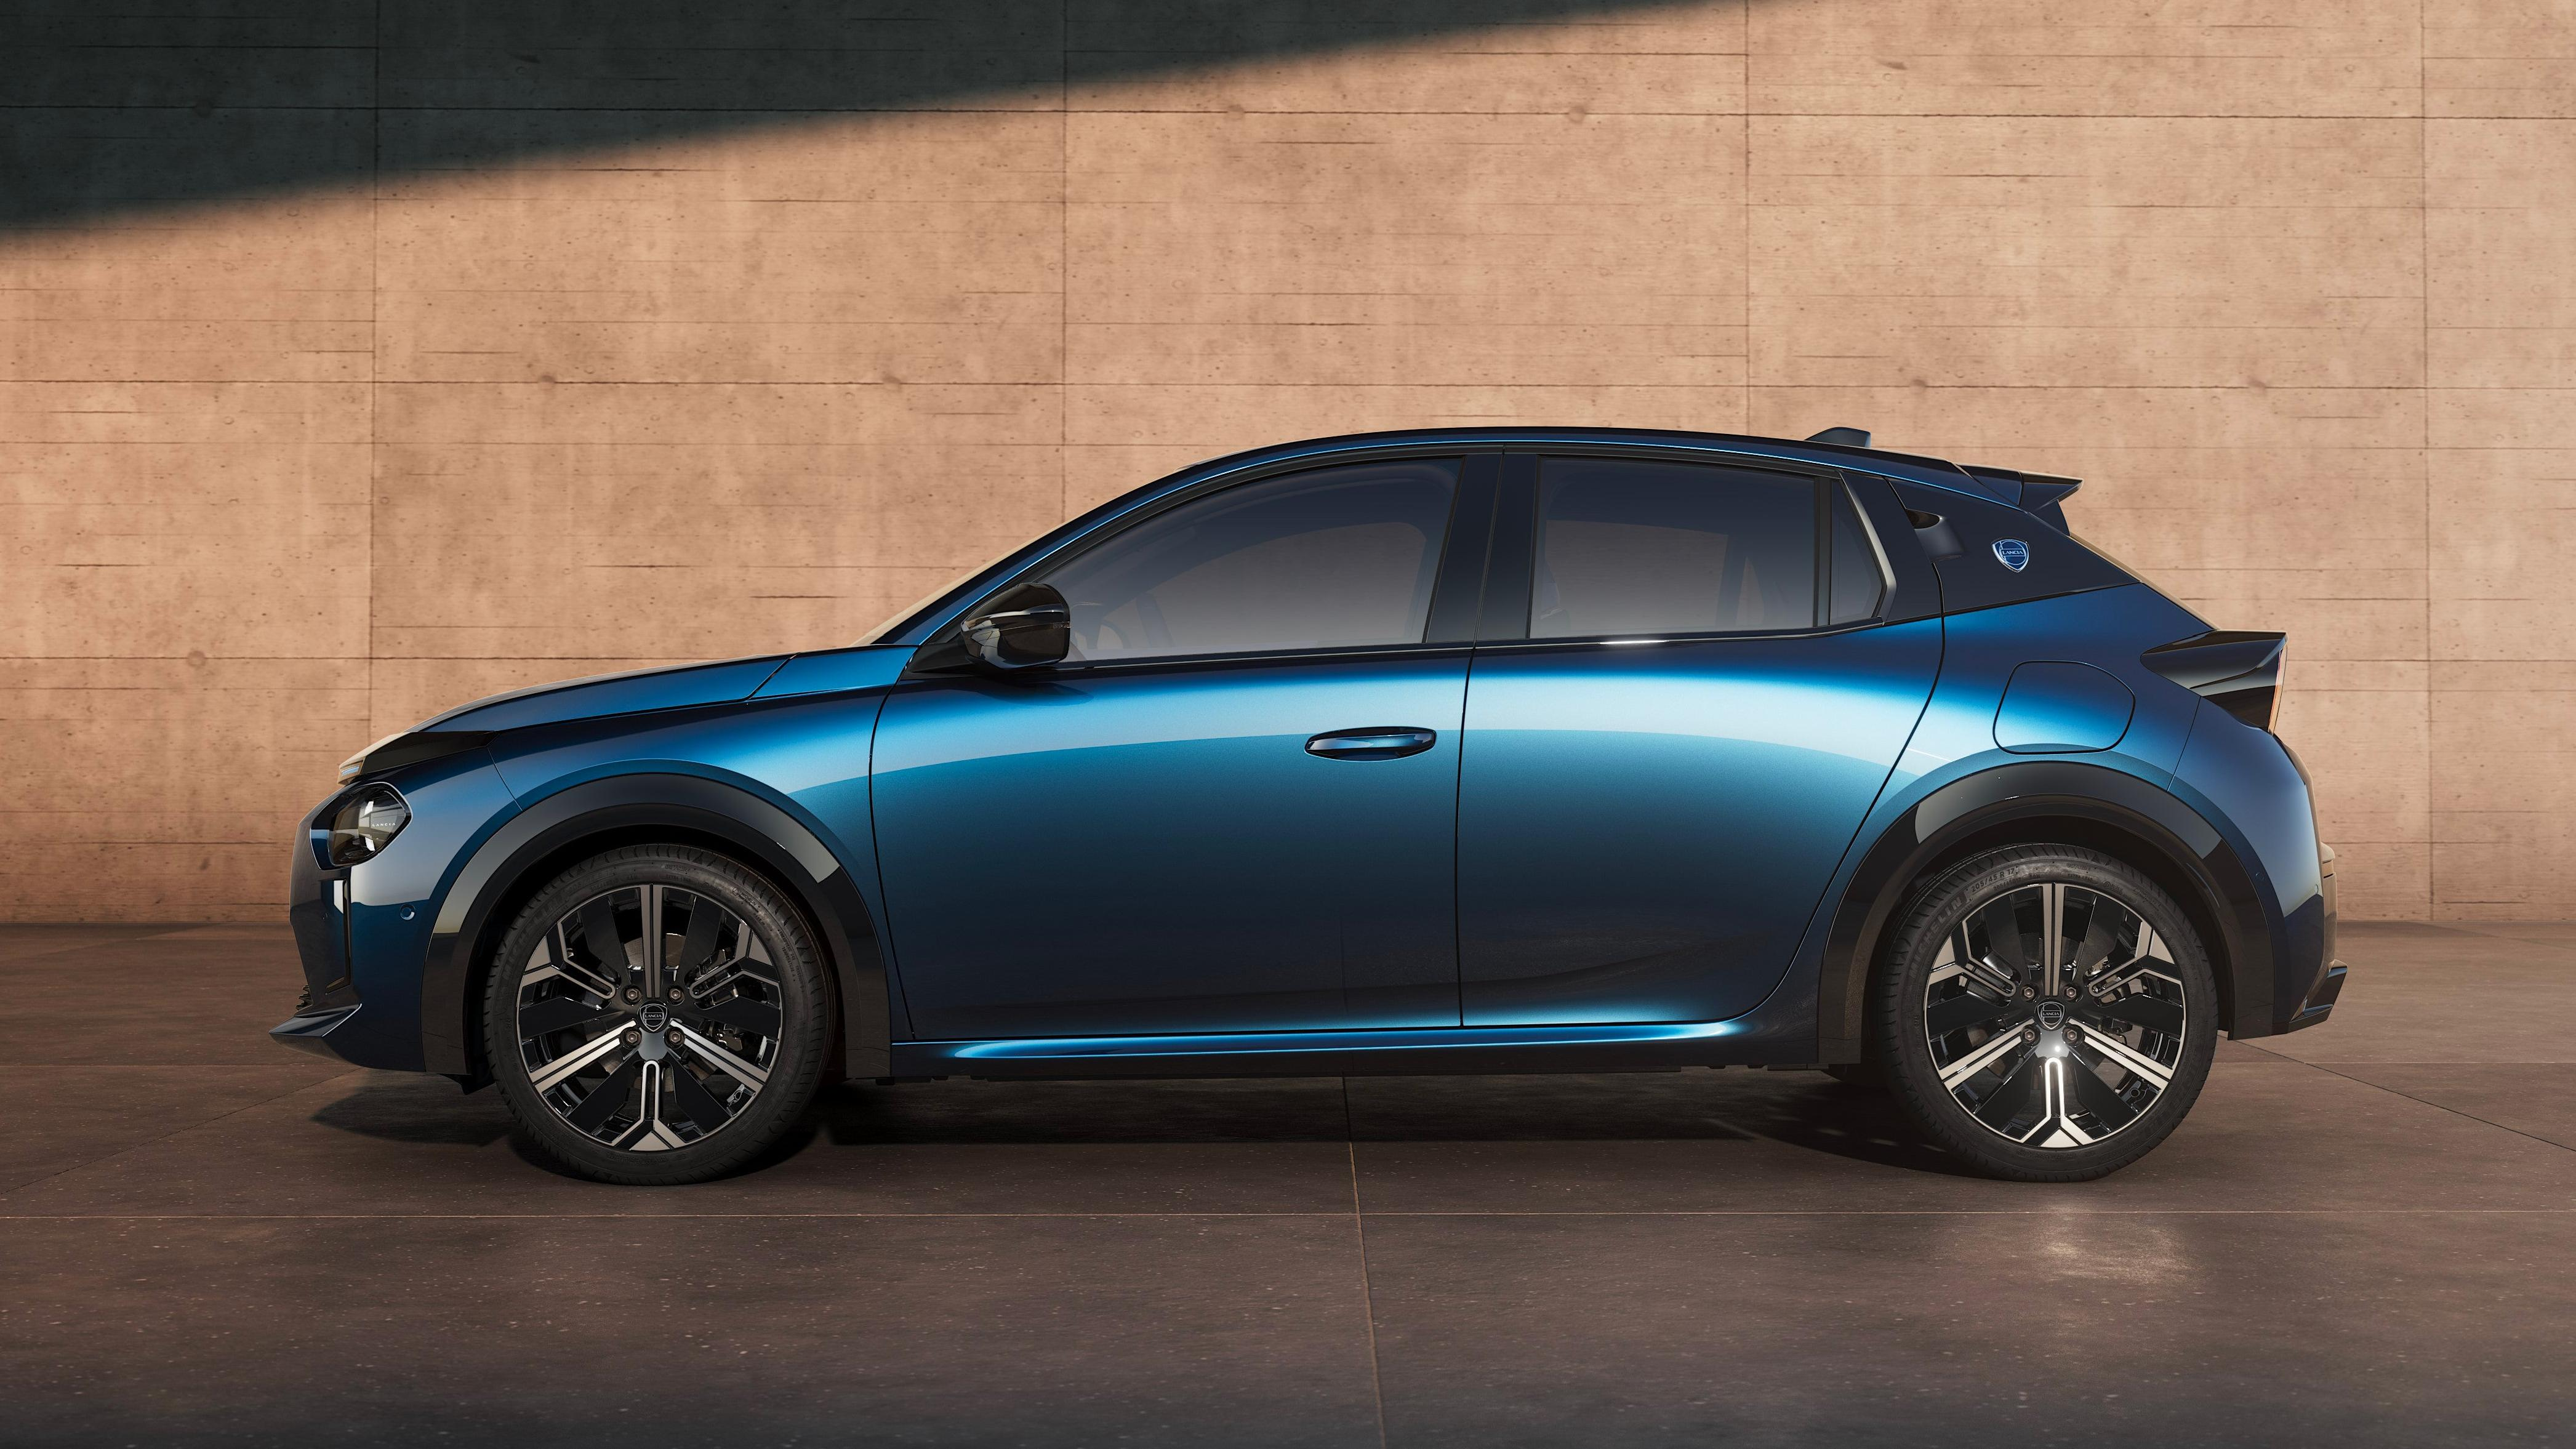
[414,655,792,735]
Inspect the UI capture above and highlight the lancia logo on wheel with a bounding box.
[2036,1000,2066,1030]
[638,1002,670,1033]
[1993,538,2032,572]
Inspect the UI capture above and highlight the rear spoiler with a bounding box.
[1960,465,2083,531]
[2142,631,2286,733]
[1796,427,2082,528]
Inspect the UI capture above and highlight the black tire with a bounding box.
[484,845,832,1185]
[1873,845,2217,1182]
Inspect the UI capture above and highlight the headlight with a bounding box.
[327,784,411,865]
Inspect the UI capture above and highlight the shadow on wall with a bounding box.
[1,0,1709,231]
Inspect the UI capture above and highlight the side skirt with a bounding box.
[888,1019,1805,1080]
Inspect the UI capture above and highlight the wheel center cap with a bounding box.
[638,1002,670,1034]
[2036,1000,2066,1031]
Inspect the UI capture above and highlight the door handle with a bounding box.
[1305,726,1438,761]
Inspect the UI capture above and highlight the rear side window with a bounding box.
[1531,457,1816,638]
[1039,457,1459,662]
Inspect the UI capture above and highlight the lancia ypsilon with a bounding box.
[275,428,2342,1184]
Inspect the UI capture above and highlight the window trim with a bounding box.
[1829,476,1900,625]
[1481,446,1885,651]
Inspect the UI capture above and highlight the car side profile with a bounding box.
[274,427,2343,1185]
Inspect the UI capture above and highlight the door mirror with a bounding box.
[958,582,1070,672]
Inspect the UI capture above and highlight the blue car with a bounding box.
[276,427,2341,1184]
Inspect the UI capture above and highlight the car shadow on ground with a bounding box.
[801,1069,1978,1176]
[309,1077,515,1147]
[310,1068,1978,1180]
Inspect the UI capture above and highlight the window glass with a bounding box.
[1038,458,1458,662]
[1828,481,1890,624]
[1531,458,1816,638]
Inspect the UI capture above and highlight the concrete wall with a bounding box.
[4,1,2569,922]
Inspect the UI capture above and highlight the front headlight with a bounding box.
[327,784,412,866]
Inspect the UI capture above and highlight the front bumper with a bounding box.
[271,1003,365,1058]
[275,793,367,1064]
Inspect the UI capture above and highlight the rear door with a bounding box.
[1457,451,1941,1025]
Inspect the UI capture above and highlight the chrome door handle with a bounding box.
[1305,726,1437,761]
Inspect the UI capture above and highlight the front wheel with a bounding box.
[1874,845,2217,1182]
[484,845,832,1185]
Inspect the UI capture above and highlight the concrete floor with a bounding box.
[4,922,2574,1447]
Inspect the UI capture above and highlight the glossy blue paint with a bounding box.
[423,656,788,734]
[336,749,523,1071]
[481,690,894,910]
[1458,619,1941,1026]
[872,651,1471,1038]
[1994,660,2135,753]
[1890,587,2205,806]
[751,645,910,700]
[2169,698,2330,1022]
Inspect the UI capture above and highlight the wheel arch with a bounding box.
[1816,761,2274,1064]
[419,773,893,1088]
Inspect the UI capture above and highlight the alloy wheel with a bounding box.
[512,883,787,1152]
[1920,880,2188,1149]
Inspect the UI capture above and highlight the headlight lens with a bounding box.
[327,784,411,866]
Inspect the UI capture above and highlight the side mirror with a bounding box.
[957,582,1070,672]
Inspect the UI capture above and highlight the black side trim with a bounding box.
[418,774,891,1083]
[2015,473,2081,532]
[1424,453,1502,644]
[1889,478,2135,614]
[1847,475,1942,623]
[2141,631,2285,691]
[1815,761,2275,1061]
[1909,510,1965,561]
[1477,454,1539,641]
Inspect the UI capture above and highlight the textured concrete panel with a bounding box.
[1751,0,2425,118]
[2426,116,2576,920]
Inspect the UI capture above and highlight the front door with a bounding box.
[1458,452,1941,1025]
[873,456,1480,1040]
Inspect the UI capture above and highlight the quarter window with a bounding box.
[1038,458,1459,663]
[1531,457,1818,638]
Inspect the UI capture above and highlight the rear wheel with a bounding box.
[1874,845,2217,1182]
[484,845,831,1185]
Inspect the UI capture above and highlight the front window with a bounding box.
[1036,457,1459,664]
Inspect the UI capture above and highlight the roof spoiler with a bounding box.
[1799,428,2083,528]
[1960,465,2082,531]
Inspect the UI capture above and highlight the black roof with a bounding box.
[1162,426,1997,500]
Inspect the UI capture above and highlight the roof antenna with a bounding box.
[1806,426,1871,448]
